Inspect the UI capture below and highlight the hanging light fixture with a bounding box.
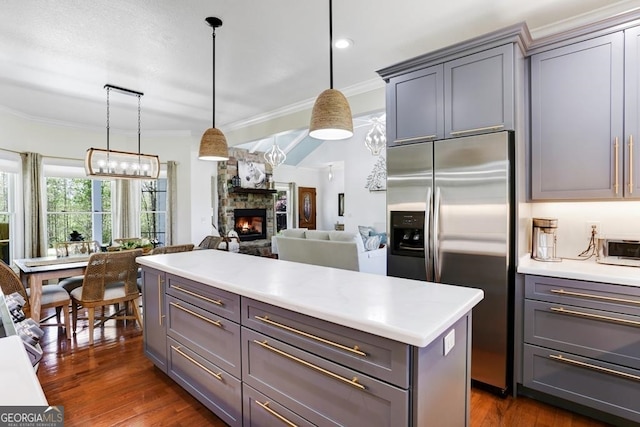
[309,0,353,141]
[198,17,229,161]
[85,84,160,179]
[264,136,286,168]
[364,116,387,156]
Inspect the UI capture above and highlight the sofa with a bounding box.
[275,229,386,275]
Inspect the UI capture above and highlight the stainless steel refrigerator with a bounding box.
[387,130,514,395]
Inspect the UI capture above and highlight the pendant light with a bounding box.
[364,115,387,156]
[309,0,353,140]
[264,136,286,168]
[199,17,229,161]
[85,84,160,179]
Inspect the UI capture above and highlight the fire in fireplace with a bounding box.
[233,208,267,241]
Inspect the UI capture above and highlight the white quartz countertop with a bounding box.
[137,250,484,347]
[0,335,48,405]
[518,255,640,287]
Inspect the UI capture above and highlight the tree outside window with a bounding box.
[46,178,111,248]
[0,172,14,263]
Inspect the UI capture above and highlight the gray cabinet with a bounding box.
[164,274,242,427]
[141,267,167,372]
[144,271,474,426]
[520,274,640,424]
[530,28,640,200]
[444,44,514,138]
[387,64,444,145]
[386,44,515,147]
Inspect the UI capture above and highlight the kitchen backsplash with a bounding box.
[529,201,640,259]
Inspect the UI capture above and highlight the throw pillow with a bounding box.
[369,230,387,246]
[305,230,330,240]
[364,234,381,251]
[358,225,375,244]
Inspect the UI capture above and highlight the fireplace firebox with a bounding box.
[233,209,267,241]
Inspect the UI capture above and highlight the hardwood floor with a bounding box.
[34,310,612,426]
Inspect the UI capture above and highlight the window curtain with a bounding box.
[21,152,46,257]
[112,179,141,239]
[166,160,177,245]
[288,182,298,229]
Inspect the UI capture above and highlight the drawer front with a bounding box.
[167,295,241,377]
[524,299,640,370]
[166,273,240,322]
[243,384,316,427]
[523,344,640,423]
[242,297,410,388]
[167,337,242,427]
[525,275,640,316]
[242,328,409,427]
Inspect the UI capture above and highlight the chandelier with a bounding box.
[85,84,160,179]
[264,137,286,168]
[364,116,387,156]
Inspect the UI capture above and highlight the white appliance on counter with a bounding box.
[597,238,640,267]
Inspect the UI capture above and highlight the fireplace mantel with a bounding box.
[230,187,276,195]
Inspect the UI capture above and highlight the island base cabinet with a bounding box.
[141,267,167,372]
[243,384,316,427]
[167,337,242,427]
[242,327,409,427]
[523,344,640,424]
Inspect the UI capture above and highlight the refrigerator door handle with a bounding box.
[433,186,441,282]
[425,187,432,282]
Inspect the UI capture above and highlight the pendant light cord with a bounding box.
[212,26,216,128]
[137,93,141,159]
[329,0,334,89]
[106,87,110,155]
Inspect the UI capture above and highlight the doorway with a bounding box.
[297,187,316,230]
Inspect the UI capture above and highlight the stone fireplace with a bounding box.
[234,208,267,241]
[217,148,275,256]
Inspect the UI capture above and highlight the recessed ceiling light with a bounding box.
[334,38,353,49]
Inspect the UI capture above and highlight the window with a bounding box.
[140,179,167,245]
[274,183,292,232]
[46,178,112,247]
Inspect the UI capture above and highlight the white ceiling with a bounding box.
[1,0,638,144]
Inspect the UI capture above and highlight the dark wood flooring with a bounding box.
[34,309,612,426]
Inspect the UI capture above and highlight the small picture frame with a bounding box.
[338,193,345,216]
[238,160,266,189]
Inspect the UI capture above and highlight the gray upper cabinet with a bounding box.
[444,44,514,137]
[530,32,625,200]
[624,26,640,199]
[387,64,444,146]
[385,44,516,147]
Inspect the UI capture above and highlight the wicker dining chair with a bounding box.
[148,244,194,255]
[0,260,71,339]
[70,249,143,345]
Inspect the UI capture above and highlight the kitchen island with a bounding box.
[137,249,483,427]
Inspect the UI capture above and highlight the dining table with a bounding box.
[13,255,89,323]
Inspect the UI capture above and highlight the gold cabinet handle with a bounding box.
[629,134,634,194]
[171,285,223,306]
[394,135,437,144]
[254,315,366,357]
[450,124,504,136]
[170,302,223,328]
[158,275,164,326]
[255,401,298,427]
[171,345,223,382]
[254,340,366,390]
[549,354,640,382]
[550,306,640,327]
[614,137,620,195]
[549,288,640,306]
